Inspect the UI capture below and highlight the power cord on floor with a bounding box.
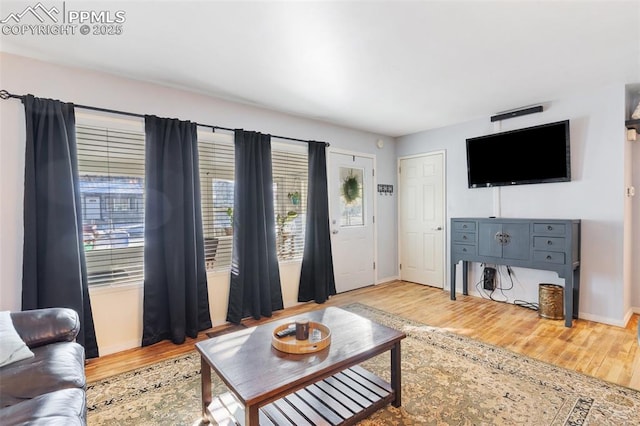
[514,300,539,311]
[474,265,539,311]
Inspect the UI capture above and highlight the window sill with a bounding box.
[88,282,143,295]
[206,258,302,275]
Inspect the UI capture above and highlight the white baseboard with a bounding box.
[574,312,627,328]
[622,306,640,327]
[98,339,141,356]
[458,289,630,328]
[376,275,400,285]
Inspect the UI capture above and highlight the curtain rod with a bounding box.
[0,89,329,147]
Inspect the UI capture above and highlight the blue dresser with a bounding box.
[450,217,581,327]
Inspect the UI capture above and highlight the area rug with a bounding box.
[86,303,640,425]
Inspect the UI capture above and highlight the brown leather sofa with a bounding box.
[0,308,86,425]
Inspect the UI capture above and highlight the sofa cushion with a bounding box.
[10,308,80,348]
[0,388,85,426]
[0,341,85,408]
[0,311,34,368]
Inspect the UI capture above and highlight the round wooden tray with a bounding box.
[272,321,331,354]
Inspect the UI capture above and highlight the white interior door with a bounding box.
[399,152,445,287]
[329,152,375,293]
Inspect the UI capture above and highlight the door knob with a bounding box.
[332,230,339,234]
[434,226,443,231]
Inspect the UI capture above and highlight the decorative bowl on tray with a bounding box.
[271,321,331,354]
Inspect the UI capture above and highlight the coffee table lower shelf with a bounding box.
[207,365,394,426]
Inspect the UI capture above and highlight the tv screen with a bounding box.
[466,120,570,188]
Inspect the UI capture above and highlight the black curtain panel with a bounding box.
[22,95,99,359]
[298,142,336,303]
[142,115,212,346]
[227,130,283,323]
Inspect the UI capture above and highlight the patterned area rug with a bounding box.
[86,303,640,425]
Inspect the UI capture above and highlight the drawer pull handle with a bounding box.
[462,224,467,229]
[547,225,553,231]
[546,255,552,260]
[462,248,467,252]
[547,240,553,245]
[462,235,467,240]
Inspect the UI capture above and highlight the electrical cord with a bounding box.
[489,267,508,303]
[476,264,507,303]
[499,265,514,291]
[514,300,539,311]
[475,276,490,299]
[477,264,538,310]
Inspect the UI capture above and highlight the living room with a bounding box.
[1,1,639,424]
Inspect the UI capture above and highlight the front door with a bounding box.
[328,151,375,293]
[399,152,445,287]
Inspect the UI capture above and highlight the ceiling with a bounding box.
[1,1,639,137]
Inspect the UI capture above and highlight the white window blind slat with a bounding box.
[77,123,145,287]
[198,133,235,270]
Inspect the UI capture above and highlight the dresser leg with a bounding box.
[450,262,457,300]
[564,270,573,327]
[462,261,469,295]
[573,267,580,319]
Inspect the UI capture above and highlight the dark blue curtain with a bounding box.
[227,130,283,323]
[22,95,99,359]
[142,116,212,346]
[298,142,336,303]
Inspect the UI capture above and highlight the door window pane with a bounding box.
[339,167,364,227]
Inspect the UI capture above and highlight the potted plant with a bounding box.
[225,207,233,235]
[276,211,298,259]
[277,210,298,234]
[287,191,301,205]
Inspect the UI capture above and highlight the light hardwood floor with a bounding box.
[85,280,640,391]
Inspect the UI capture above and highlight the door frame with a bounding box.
[397,150,447,288]
[327,147,378,286]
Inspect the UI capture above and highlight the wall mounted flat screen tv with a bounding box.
[466,120,570,188]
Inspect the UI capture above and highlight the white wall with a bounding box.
[397,84,632,326]
[0,52,398,355]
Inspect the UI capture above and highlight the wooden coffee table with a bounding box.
[196,306,406,425]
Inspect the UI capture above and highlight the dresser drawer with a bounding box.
[453,232,475,244]
[453,221,476,232]
[533,236,565,252]
[533,223,566,235]
[452,244,476,256]
[533,251,566,264]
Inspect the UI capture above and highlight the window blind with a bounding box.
[198,134,309,270]
[272,143,308,261]
[75,116,311,281]
[198,132,235,270]
[76,121,145,286]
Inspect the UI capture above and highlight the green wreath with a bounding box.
[342,174,360,203]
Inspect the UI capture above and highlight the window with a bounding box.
[76,114,145,286]
[198,133,308,270]
[272,143,308,261]
[76,119,310,280]
[198,131,235,270]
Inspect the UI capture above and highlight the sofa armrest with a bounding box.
[10,308,80,348]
